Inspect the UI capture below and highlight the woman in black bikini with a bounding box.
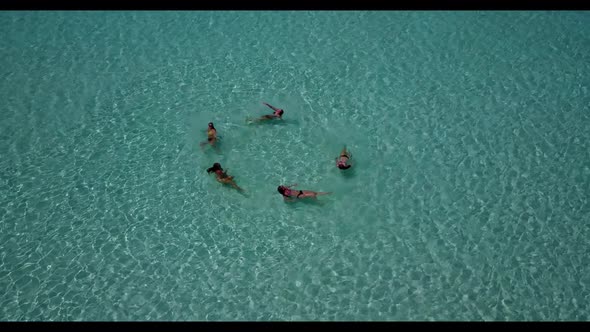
[336,146,352,170]
[206,162,243,192]
[200,122,218,149]
[277,184,331,201]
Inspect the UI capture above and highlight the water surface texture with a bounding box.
[1,11,589,321]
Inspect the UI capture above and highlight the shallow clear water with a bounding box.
[1,11,589,321]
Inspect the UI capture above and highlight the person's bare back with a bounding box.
[277,184,331,201]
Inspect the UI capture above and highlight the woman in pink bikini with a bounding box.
[277,183,331,201]
[248,102,284,123]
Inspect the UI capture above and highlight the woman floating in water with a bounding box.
[335,146,352,170]
[247,102,284,123]
[206,163,244,192]
[277,184,331,201]
[200,122,218,149]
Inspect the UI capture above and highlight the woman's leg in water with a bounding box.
[254,115,274,122]
[302,190,331,198]
[220,177,243,191]
[231,182,244,191]
[340,146,351,159]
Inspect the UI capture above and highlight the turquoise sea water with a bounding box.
[1,11,589,321]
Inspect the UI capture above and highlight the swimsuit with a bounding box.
[283,189,304,198]
[207,129,216,141]
[338,153,351,169]
[215,170,231,180]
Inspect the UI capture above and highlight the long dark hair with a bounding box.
[277,186,286,196]
[208,122,215,129]
[207,162,222,173]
